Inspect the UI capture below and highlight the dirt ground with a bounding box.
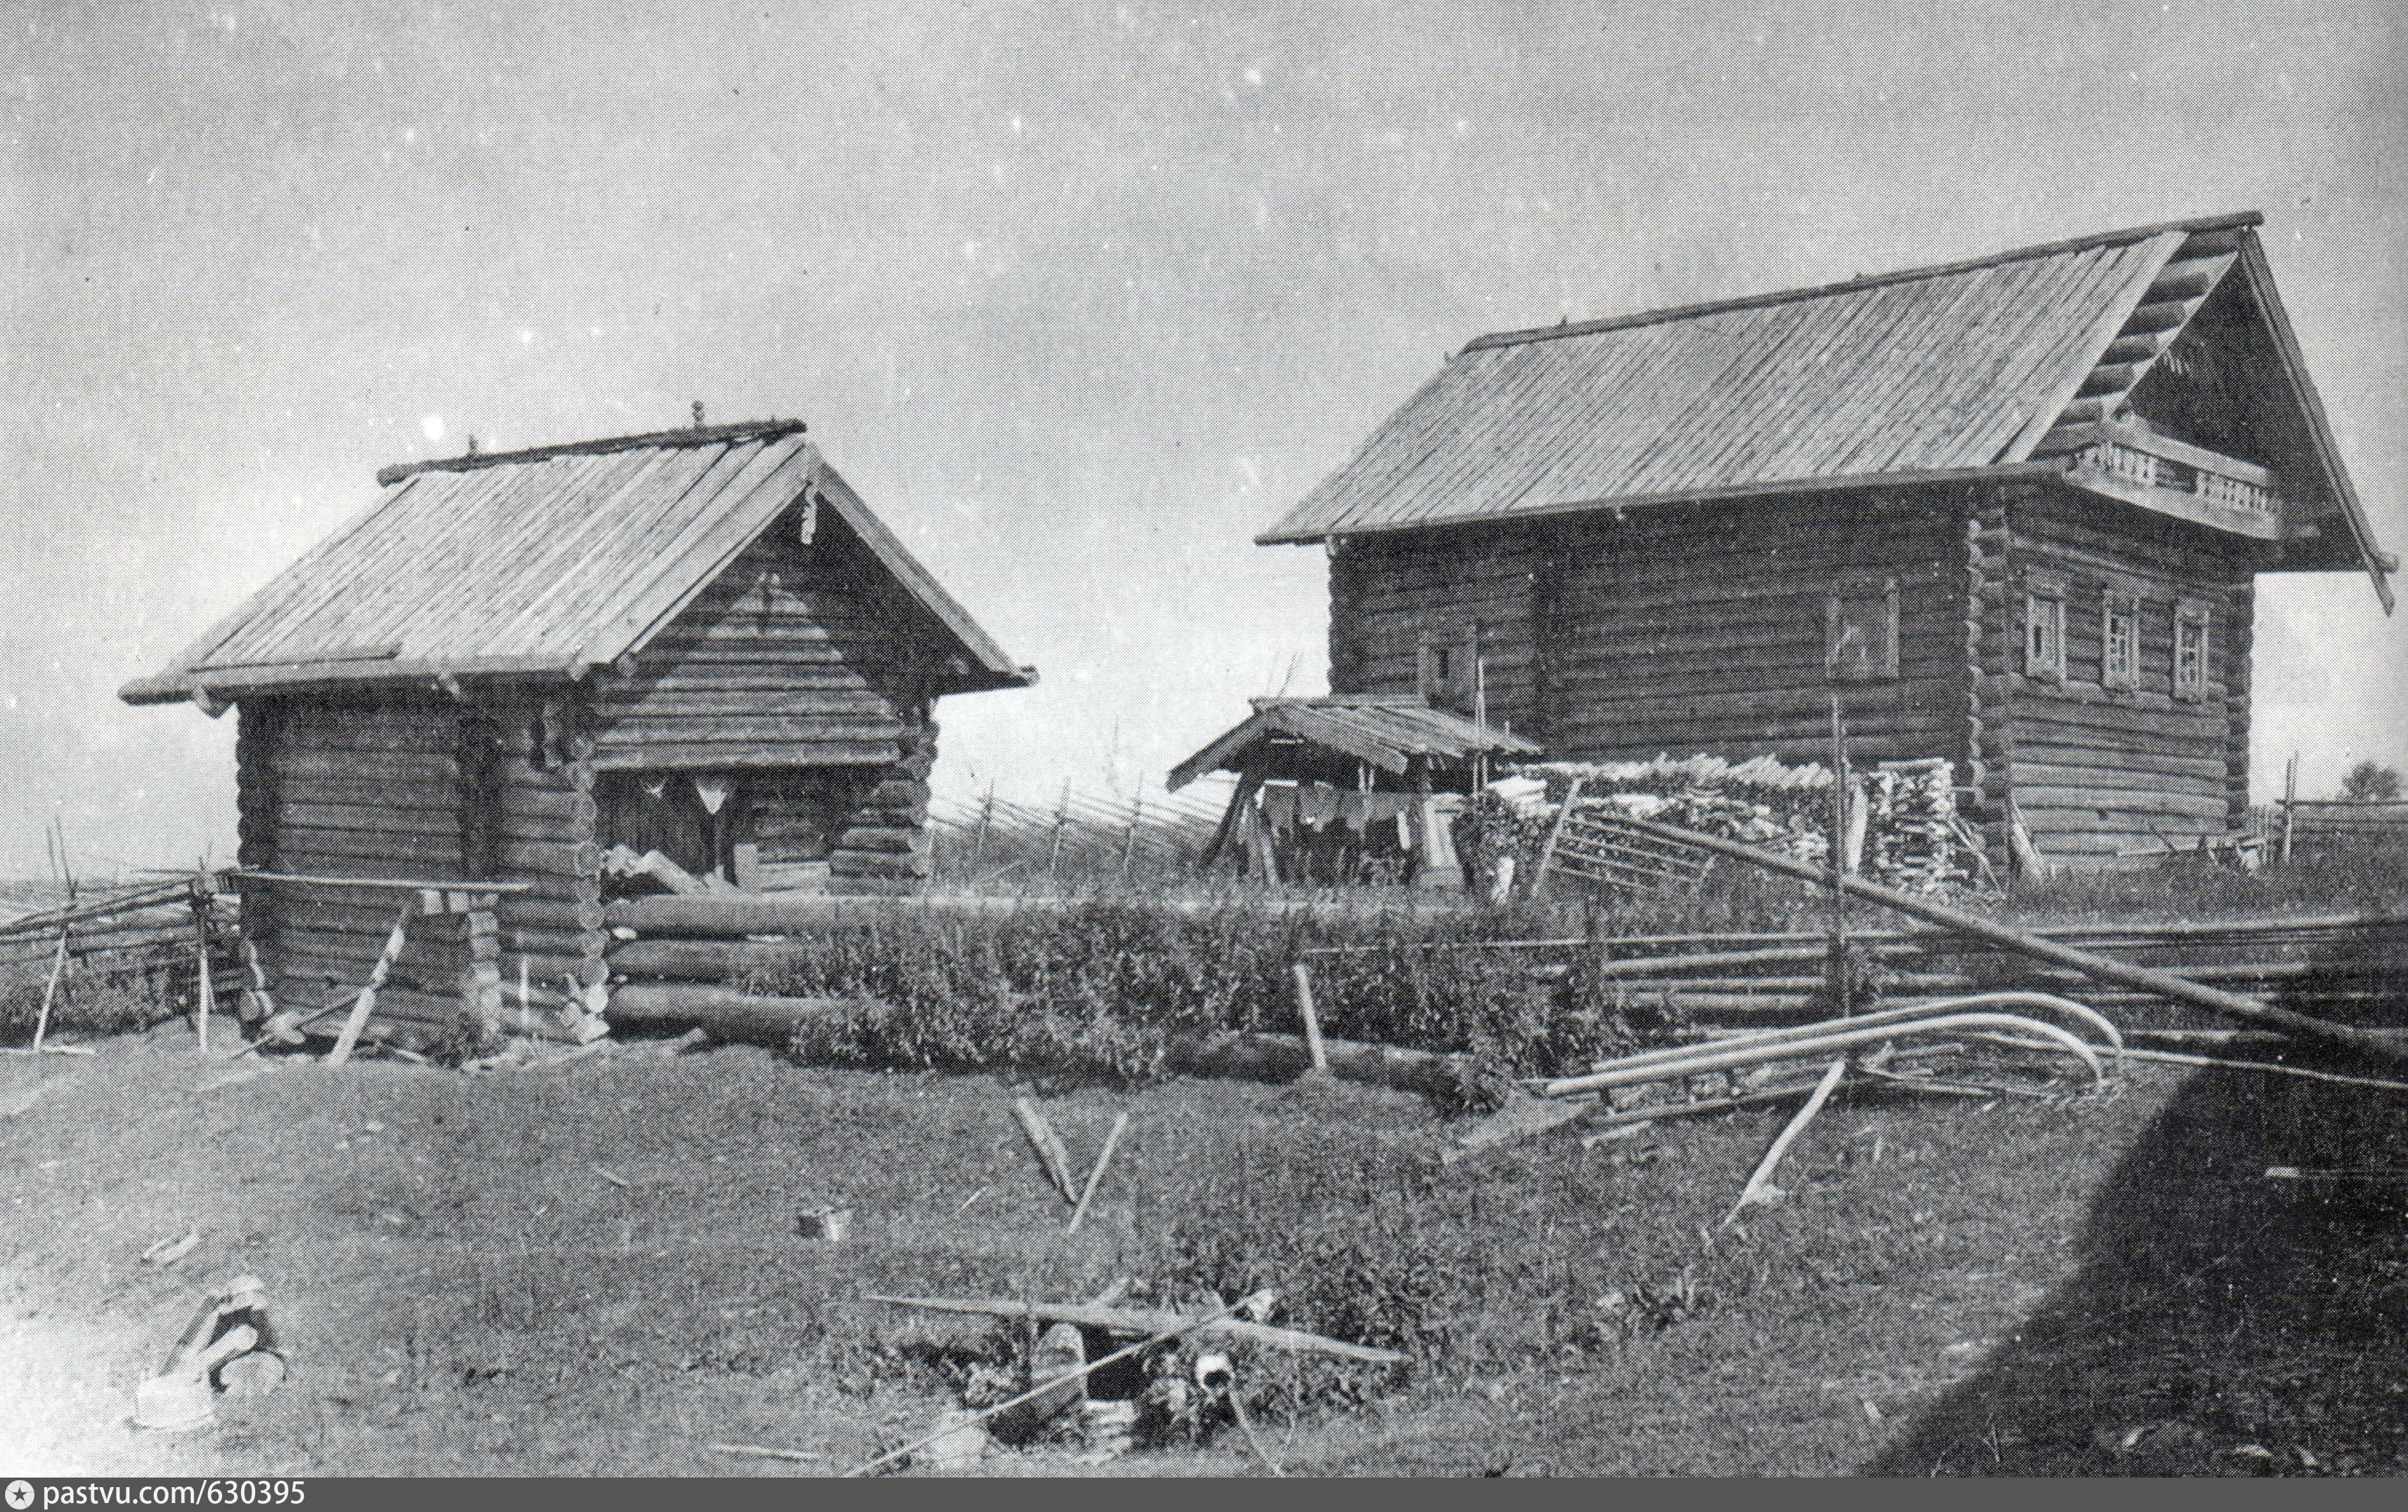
[3,1012,2403,1477]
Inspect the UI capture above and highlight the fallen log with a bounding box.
[1164,1029,1464,1097]
[603,890,1463,937]
[604,983,855,1041]
[864,1294,1408,1365]
[1606,814,2408,1060]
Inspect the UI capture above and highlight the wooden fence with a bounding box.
[925,779,1238,888]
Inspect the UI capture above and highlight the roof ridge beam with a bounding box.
[376,418,806,487]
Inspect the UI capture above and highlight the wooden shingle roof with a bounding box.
[1167,695,1542,791]
[122,420,1032,705]
[1259,212,2389,608]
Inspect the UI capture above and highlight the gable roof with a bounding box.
[121,420,1033,706]
[1167,695,1543,791]
[1258,212,2390,610]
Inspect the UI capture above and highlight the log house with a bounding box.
[1258,214,2394,872]
[124,419,1031,1045]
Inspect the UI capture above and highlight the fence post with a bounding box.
[2281,752,2298,867]
[1120,793,1143,877]
[973,784,994,871]
[1049,782,1070,878]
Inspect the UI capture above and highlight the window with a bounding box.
[2174,599,2212,701]
[1417,623,1481,714]
[2023,573,2067,682]
[2101,591,2139,691]
[1825,576,1899,682]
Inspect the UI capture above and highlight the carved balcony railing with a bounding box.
[2064,423,2284,537]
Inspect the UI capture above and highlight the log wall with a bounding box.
[587,510,926,771]
[582,501,947,899]
[1996,480,2264,863]
[1329,489,1976,770]
[244,692,491,1046]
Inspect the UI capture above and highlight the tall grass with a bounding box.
[760,899,1718,1104]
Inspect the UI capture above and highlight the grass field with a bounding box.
[4,997,2404,1476]
[3,841,2404,1476]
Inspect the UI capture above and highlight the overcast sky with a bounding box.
[4,0,2404,879]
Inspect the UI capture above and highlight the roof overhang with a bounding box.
[1255,464,2060,547]
[1168,695,1543,791]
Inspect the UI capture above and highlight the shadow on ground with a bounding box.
[1869,928,2408,1476]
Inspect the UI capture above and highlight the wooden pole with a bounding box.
[327,904,412,1066]
[1605,812,2408,1058]
[1048,782,1070,878]
[1528,776,1588,900]
[1065,1112,1128,1235]
[1290,962,1329,1075]
[1199,770,1263,871]
[32,925,68,1053]
[1012,1097,1079,1205]
[2282,752,2298,866]
[1722,1057,1847,1228]
[1826,696,1850,1013]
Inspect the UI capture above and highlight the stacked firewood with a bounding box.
[1862,758,1983,893]
[1466,751,1988,896]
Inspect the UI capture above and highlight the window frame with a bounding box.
[2101,589,2141,692]
[2021,569,2068,684]
[1824,575,1900,683]
[2173,598,2212,701]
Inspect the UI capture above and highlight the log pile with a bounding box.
[1862,757,1984,893]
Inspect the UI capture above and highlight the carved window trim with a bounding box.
[2021,569,2069,684]
[2101,589,2141,692]
[2174,598,2212,701]
[1824,575,1900,683]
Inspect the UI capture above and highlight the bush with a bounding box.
[767,900,1695,1103]
[0,962,163,1042]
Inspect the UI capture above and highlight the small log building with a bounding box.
[122,419,1031,1042]
[1257,213,2395,871]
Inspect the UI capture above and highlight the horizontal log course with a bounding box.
[269,848,484,886]
[832,826,930,856]
[272,826,464,866]
[495,809,590,844]
[606,982,854,1039]
[504,951,610,988]
[591,740,904,770]
[609,937,805,983]
[496,756,595,793]
[499,920,605,960]
[494,838,602,878]
[830,849,932,880]
[270,749,461,783]
[827,875,924,897]
[589,689,900,720]
[863,777,932,809]
[276,802,464,839]
[270,777,459,813]
[593,716,907,745]
[2016,786,2230,820]
[496,786,598,822]
[277,724,461,759]
[496,873,603,907]
[501,896,606,932]
[2011,747,2229,783]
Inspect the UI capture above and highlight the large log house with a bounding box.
[1257,212,2395,871]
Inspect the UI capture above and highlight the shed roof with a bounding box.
[1167,695,1543,791]
[1257,212,2389,609]
[122,420,1033,706]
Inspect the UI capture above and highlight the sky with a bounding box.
[3,0,2404,879]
